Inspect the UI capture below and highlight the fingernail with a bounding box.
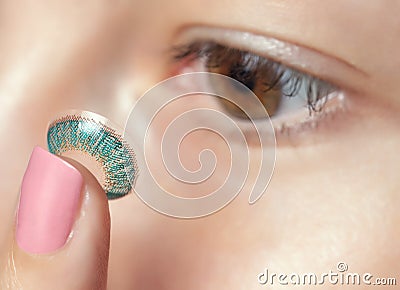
[16,146,83,254]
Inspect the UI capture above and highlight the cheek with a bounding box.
[106,95,400,287]
[249,102,400,274]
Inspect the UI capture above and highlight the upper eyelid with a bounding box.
[172,41,340,119]
[171,26,370,91]
[172,41,334,96]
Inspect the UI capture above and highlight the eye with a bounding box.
[172,42,342,128]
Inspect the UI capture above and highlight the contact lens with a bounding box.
[47,110,138,200]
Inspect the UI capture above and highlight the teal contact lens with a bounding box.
[47,111,138,200]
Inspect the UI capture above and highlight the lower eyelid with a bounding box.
[226,91,348,147]
[273,92,345,129]
[274,93,350,145]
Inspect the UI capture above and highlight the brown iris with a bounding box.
[205,44,282,119]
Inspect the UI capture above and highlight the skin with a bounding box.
[0,0,399,289]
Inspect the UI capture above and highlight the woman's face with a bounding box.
[1,1,399,289]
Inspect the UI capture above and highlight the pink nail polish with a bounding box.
[16,146,83,254]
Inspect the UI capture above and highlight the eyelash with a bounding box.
[172,41,338,116]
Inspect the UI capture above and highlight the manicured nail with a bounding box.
[16,146,83,254]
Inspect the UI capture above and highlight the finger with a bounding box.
[8,146,111,290]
